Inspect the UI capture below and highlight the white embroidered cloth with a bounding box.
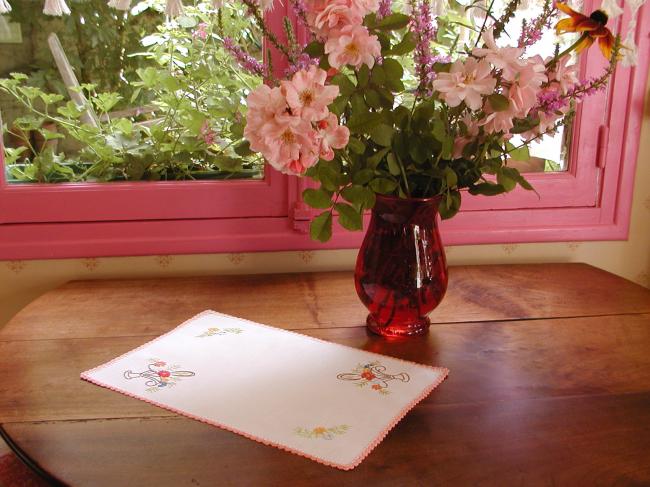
[81,311,448,470]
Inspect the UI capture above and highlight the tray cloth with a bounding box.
[81,310,448,470]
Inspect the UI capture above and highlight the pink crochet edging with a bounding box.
[80,310,449,471]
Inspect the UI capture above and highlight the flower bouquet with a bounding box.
[232,0,639,242]
[224,0,643,336]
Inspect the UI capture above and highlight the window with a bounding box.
[0,0,648,259]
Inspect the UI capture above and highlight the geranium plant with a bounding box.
[1,0,264,182]
[230,0,640,241]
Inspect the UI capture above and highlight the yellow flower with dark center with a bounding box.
[556,2,615,59]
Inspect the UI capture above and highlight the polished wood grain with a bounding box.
[3,263,650,342]
[5,392,650,487]
[2,314,650,424]
[1,264,649,486]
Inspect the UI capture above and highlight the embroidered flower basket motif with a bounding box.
[123,359,195,393]
[337,361,410,395]
[295,425,350,440]
[197,327,243,338]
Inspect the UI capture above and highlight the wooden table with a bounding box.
[1,264,650,486]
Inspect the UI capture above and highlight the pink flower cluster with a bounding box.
[430,27,586,154]
[305,0,382,69]
[523,56,580,139]
[244,66,350,175]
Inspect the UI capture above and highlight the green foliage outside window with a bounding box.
[1,1,265,182]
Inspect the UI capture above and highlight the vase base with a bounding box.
[366,315,431,337]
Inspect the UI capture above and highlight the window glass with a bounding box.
[0,0,264,183]
[393,0,574,173]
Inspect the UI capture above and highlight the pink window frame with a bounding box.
[0,2,647,259]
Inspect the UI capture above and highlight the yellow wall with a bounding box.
[1,86,649,328]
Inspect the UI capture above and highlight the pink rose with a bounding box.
[281,66,339,122]
[317,113,349,161]
[308,0,363,38]
[324,24,381,70]
[432,58,496,110]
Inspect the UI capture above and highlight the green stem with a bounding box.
[474,0,496,48]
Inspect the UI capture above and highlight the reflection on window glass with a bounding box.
[394,0,574,173]
[0,0,264,183]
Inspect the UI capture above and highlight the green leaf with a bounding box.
[348,137,366,155]
[413,103,434,132]
[369,177,398,194]
[335,203,363,231]
[439,190,461,219]
[511,116,541,134]
[468,182,507,196]
[352,168,375,185]
[136,67,160,89]
[342,185,375,210]
[370,124,395,147]
[303,188,333,209]
[382,58,404,83]
[93,93,122,113]
[444,167,458,187]
[370,65,386,86]
[57,101,84,119]
[488,93,510,112]
[17,86,41,100]
[318,164,343,191]
[387,153,401,176]
[39,129,65,141]
[441,136,454,160]
[431,119,446,142]
[376,87,395,108]
[503,166,535,192]
[393,106,410,129]
[367,147,390,168]
[177,16,198,28]
[331,74,356,96]
[357,65,370,88]
[432,62,451,73]
[329,95,349,116]
[409,142,429,164]
[234,140,254,156]
[39,93,65,105]
[113,118,133,136]
[310,211,333,242]
[304,41,325,57]
[214,155,243,172]
[3,146,28,165]
[389,31,417,55]
[348,112,384,134]
[509,145,530,161]
[497,169,517,192]
[373,13,410,31]
[364,89,382,109]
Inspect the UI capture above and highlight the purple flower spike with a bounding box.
[224,37,266,77]
[377,0,392,20]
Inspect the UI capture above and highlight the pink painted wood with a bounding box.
[0,2,648,259]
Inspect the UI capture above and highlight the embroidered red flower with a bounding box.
[372,384,383,391]
[158,370,171,378]
[361,370,376,380]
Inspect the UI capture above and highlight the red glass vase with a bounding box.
[354,194,448,337]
